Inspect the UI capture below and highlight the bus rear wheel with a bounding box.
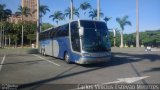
[64,52,71,64]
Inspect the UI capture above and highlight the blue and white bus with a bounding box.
[39,20,111,64]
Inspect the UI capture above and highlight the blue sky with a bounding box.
[0,0,160,33]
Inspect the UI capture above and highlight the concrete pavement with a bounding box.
[0,48,159,90]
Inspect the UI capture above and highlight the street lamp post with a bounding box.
[136,0,140,47]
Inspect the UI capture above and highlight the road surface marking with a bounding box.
[0,55,6,71]
[32,54,60,66]
[103,76,150,84]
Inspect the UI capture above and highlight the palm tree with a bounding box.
[89,9,103,20]
[49,11,64,25]
[17,6,30,48]
[0,5,12,21]
[0,4,12,21]
[64,7,79,20]
[136,0,140,47]
[80,2,91,17]
[112,28,119,47]
[103,16,111,25]
[39,5,50,32]
[0,4,12,48]
[0,4,5,48]
[116,15,132,48]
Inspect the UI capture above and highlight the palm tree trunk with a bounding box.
[114,37,116,47]
[136,0,140,47]
[36,0,40,49]
[9,35,11,47]
[70,0,73,20]
[0,20,2,48]
[120,30,124,48]
[97,0,100,20]
[2,24,4,48]
[21,24,24,48]
[15,40,17,48]
[113,29,116,47]
[40,16,42,32]
[4,35,7,47]
[21,13,24,48]
[30,40,31,46]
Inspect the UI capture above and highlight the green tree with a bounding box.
[23,21,37,45]
[17,6,31,48]
[64,7,79,20]
[49,11,64,25]
[11,23,22,47]
[0,4,12,21]
[42,23,53,31]
[89,9,103,20]
[140,30,160,47]
[116,15,132,47]
[0,4,12,48]
[27,34,36,45]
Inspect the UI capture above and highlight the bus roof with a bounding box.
[42,19,106,32]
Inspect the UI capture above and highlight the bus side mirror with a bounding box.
[79,27,84,36]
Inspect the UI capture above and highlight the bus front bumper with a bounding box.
[76,56,111,64]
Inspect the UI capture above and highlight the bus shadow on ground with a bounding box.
[18,52,160,90]
[80,52,160,68]
[142,67,160,73]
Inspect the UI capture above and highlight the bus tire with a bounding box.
[64,52,71,64]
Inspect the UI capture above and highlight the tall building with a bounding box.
[21,0,37,22]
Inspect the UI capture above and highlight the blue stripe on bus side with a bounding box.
[56,37,81,62]
[55,37,73,60]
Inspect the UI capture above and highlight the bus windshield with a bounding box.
[80,20,109,52]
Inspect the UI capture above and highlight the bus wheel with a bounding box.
[64,52,71,64]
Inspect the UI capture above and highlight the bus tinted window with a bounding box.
[71,21,81,52]
[55,24,69,38]
[40,24,69,39]
[80,20,107,29]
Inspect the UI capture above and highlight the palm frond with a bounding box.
[125,21,132,26]
[40,5,50,16]
[116,15,131,30]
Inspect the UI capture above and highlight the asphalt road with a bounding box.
[0,48,160,90]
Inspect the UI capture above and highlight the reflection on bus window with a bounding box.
[71,21,80,52]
